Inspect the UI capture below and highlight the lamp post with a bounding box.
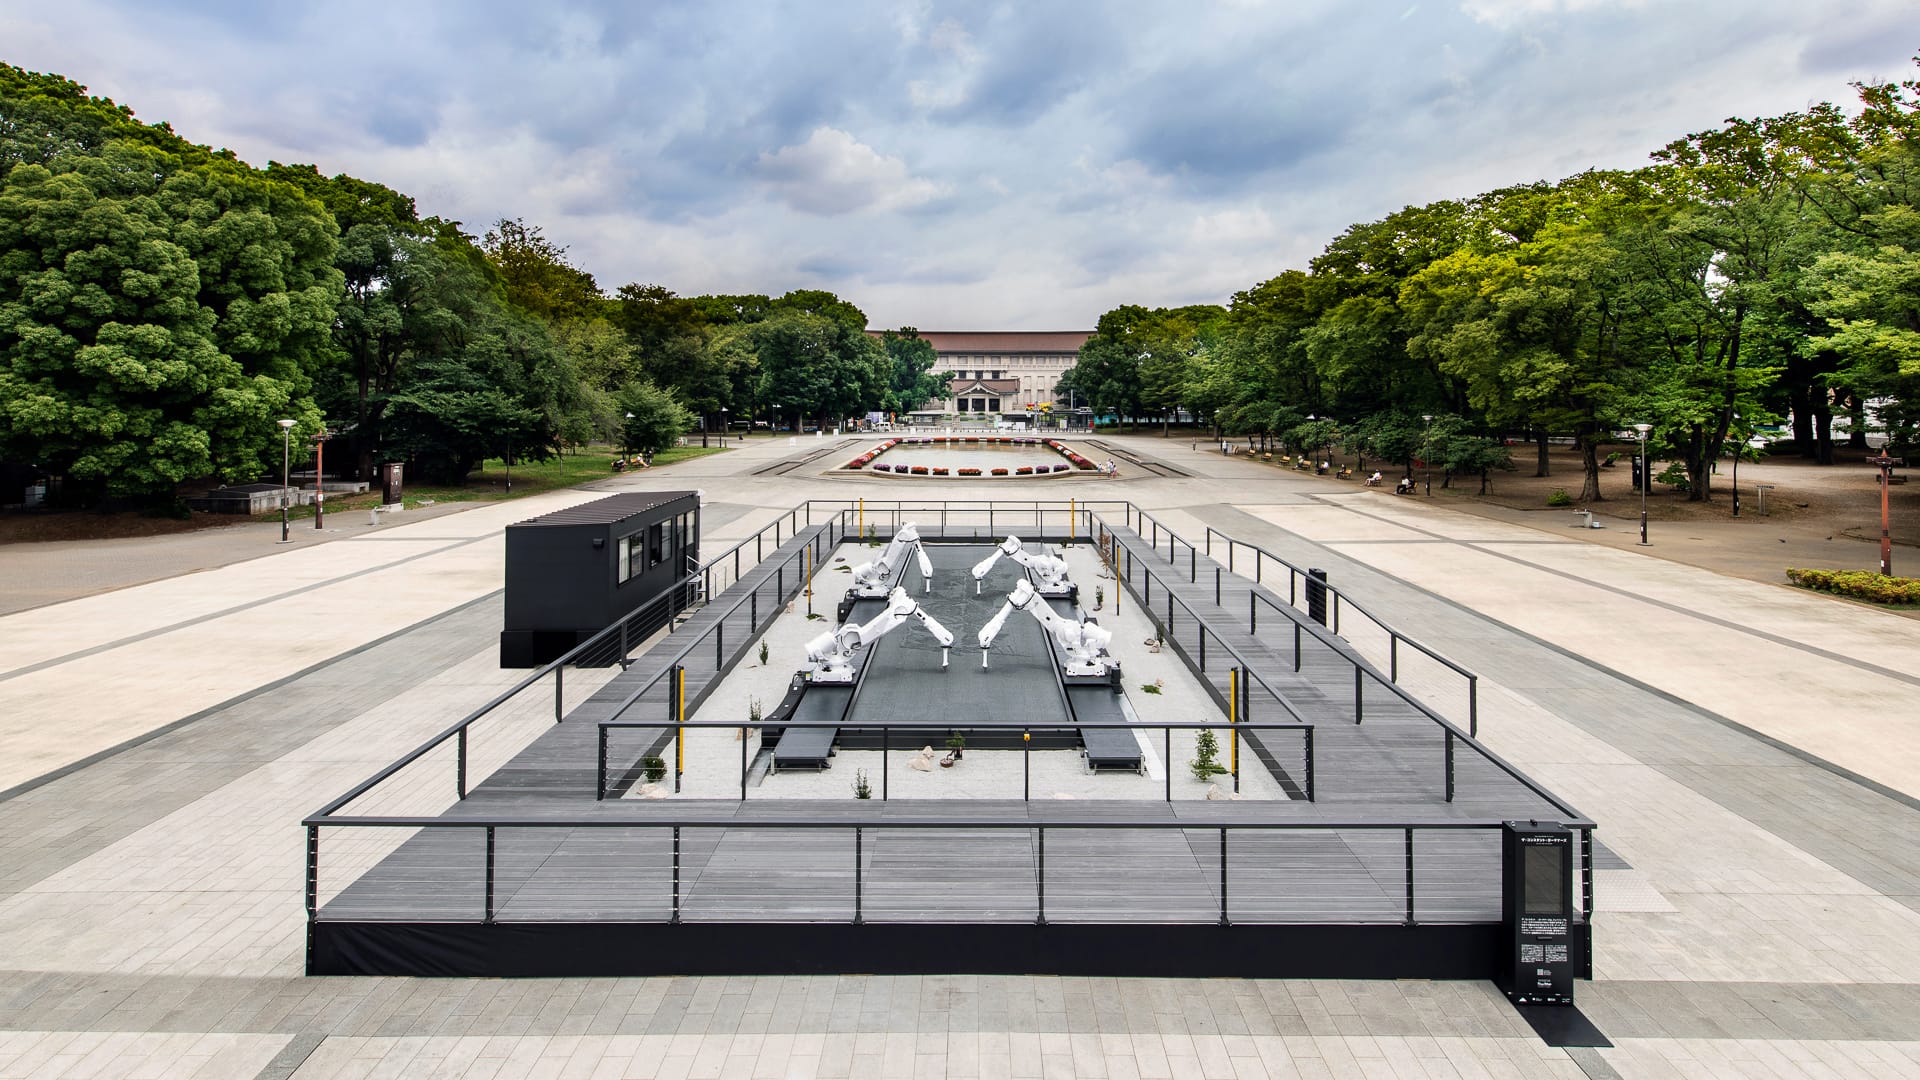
[277,418,295,543]
[720,408,729,447]
[503,439,511,494]
[1731,411,1742,518]
[310,427,330,530]
[623,412,634,464]
[1871,452,1896,576]
[1422,415,1434,496]
[1634,423,1652,546]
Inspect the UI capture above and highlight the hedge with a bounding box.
[1785,567,1920,605]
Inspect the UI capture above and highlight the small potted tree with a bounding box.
[941,730,966,767]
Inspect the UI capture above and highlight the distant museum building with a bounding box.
[880,330,1092,415]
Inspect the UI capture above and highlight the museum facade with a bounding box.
[880,330,1092,415]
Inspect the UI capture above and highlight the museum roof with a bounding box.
[512,491,698,527]
[871,330,1092,354]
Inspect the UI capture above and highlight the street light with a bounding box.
[720,408,729,447]
[277,418,295,543]
[623,412,634,464]
[1634,423,1652,546]
[312,426,329,531]
[1871,452,1897,575]
[1731,411,1742,518]
[1422,415,1434,496]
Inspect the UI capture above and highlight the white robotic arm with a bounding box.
[969,535,1071,595]
[850,523,934,596]
[976,579,1115,676]
[805,586,953,682]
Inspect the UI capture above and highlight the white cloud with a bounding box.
[1458,0,1651,27]
[753,128,944,216]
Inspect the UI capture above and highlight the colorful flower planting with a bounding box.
[841,435,1092,478]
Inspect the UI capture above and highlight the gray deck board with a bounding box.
[318,518,1583,931]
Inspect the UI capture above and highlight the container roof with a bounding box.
[512,491,697,527]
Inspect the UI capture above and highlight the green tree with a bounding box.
[878,327,952,413]
[0,143,341,503]
[616,381,694,456]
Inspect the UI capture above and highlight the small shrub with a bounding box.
[1190,729,1228,782]
[758,641,770,666]
[1546,489,1573,507]
[1140,683,1162,695]
[1786,567,1920,605]
[748,697,763,723]
[853,769,872,799]
[643,755,667,783]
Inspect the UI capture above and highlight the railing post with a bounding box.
[1581,829,1595,922]
[620,619,628,662]
[1035,826,1046,925]
[671,826,681,923]
[1164,727,1172,801]
[304,825,318,921]
[1445,730,1455,803]
[1390,635,1399,682]
[1293,622,1301,672]
[1199,627,1206,672]
[1205,528,1211,556]
[1305,728,1315,802]
[882,725,889,800]
[1024,730,1031,800]
[1218,827,1230,925]
[1469,675,1479,738]
[716,625,724,670]
[854,826,864,924]
[457,727,468,800]
[484,826,496,925]
[1214,567,1220,606]
[596,726,607,801]
[741,724,749,801]
[1403,828,1415,925]
[1189,545,1196,581]
[554,666,564,723]
[1354,666,1364,724]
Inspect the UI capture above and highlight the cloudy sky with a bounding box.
[4,1,1914,329]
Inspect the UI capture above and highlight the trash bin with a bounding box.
[1306,568,1329,626]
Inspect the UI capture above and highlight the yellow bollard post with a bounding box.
[1229,667,1239,778]
[858,498,864,537]
[676,667,686,792]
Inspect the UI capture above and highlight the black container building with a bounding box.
[500,491,701,667]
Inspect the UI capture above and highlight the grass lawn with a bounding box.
[285,444,730,519]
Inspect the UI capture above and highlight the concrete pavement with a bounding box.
[2,432,1919,1077]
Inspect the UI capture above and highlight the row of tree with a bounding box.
[1063,63,1920,501]
[0,65,952,503]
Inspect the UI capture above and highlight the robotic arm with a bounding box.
[850,523,934,596]
[969,535,1071,595]
[805,586,953,683]
[976,579,1116,677]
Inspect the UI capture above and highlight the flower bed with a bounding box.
[846,434,1093,476]
[1786,567,1920,605]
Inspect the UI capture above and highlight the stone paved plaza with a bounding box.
[3,435,1919,1078]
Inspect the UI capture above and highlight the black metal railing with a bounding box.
[303,497,1596,938]
[595,718,1314,803]
[1095,515,1583,820]
[1203,526,1480,735]
[302,813,1592,929]
[308,509,840,823]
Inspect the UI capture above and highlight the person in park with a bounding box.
[1367,471,1383,487]
[1395,476,1415,494]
